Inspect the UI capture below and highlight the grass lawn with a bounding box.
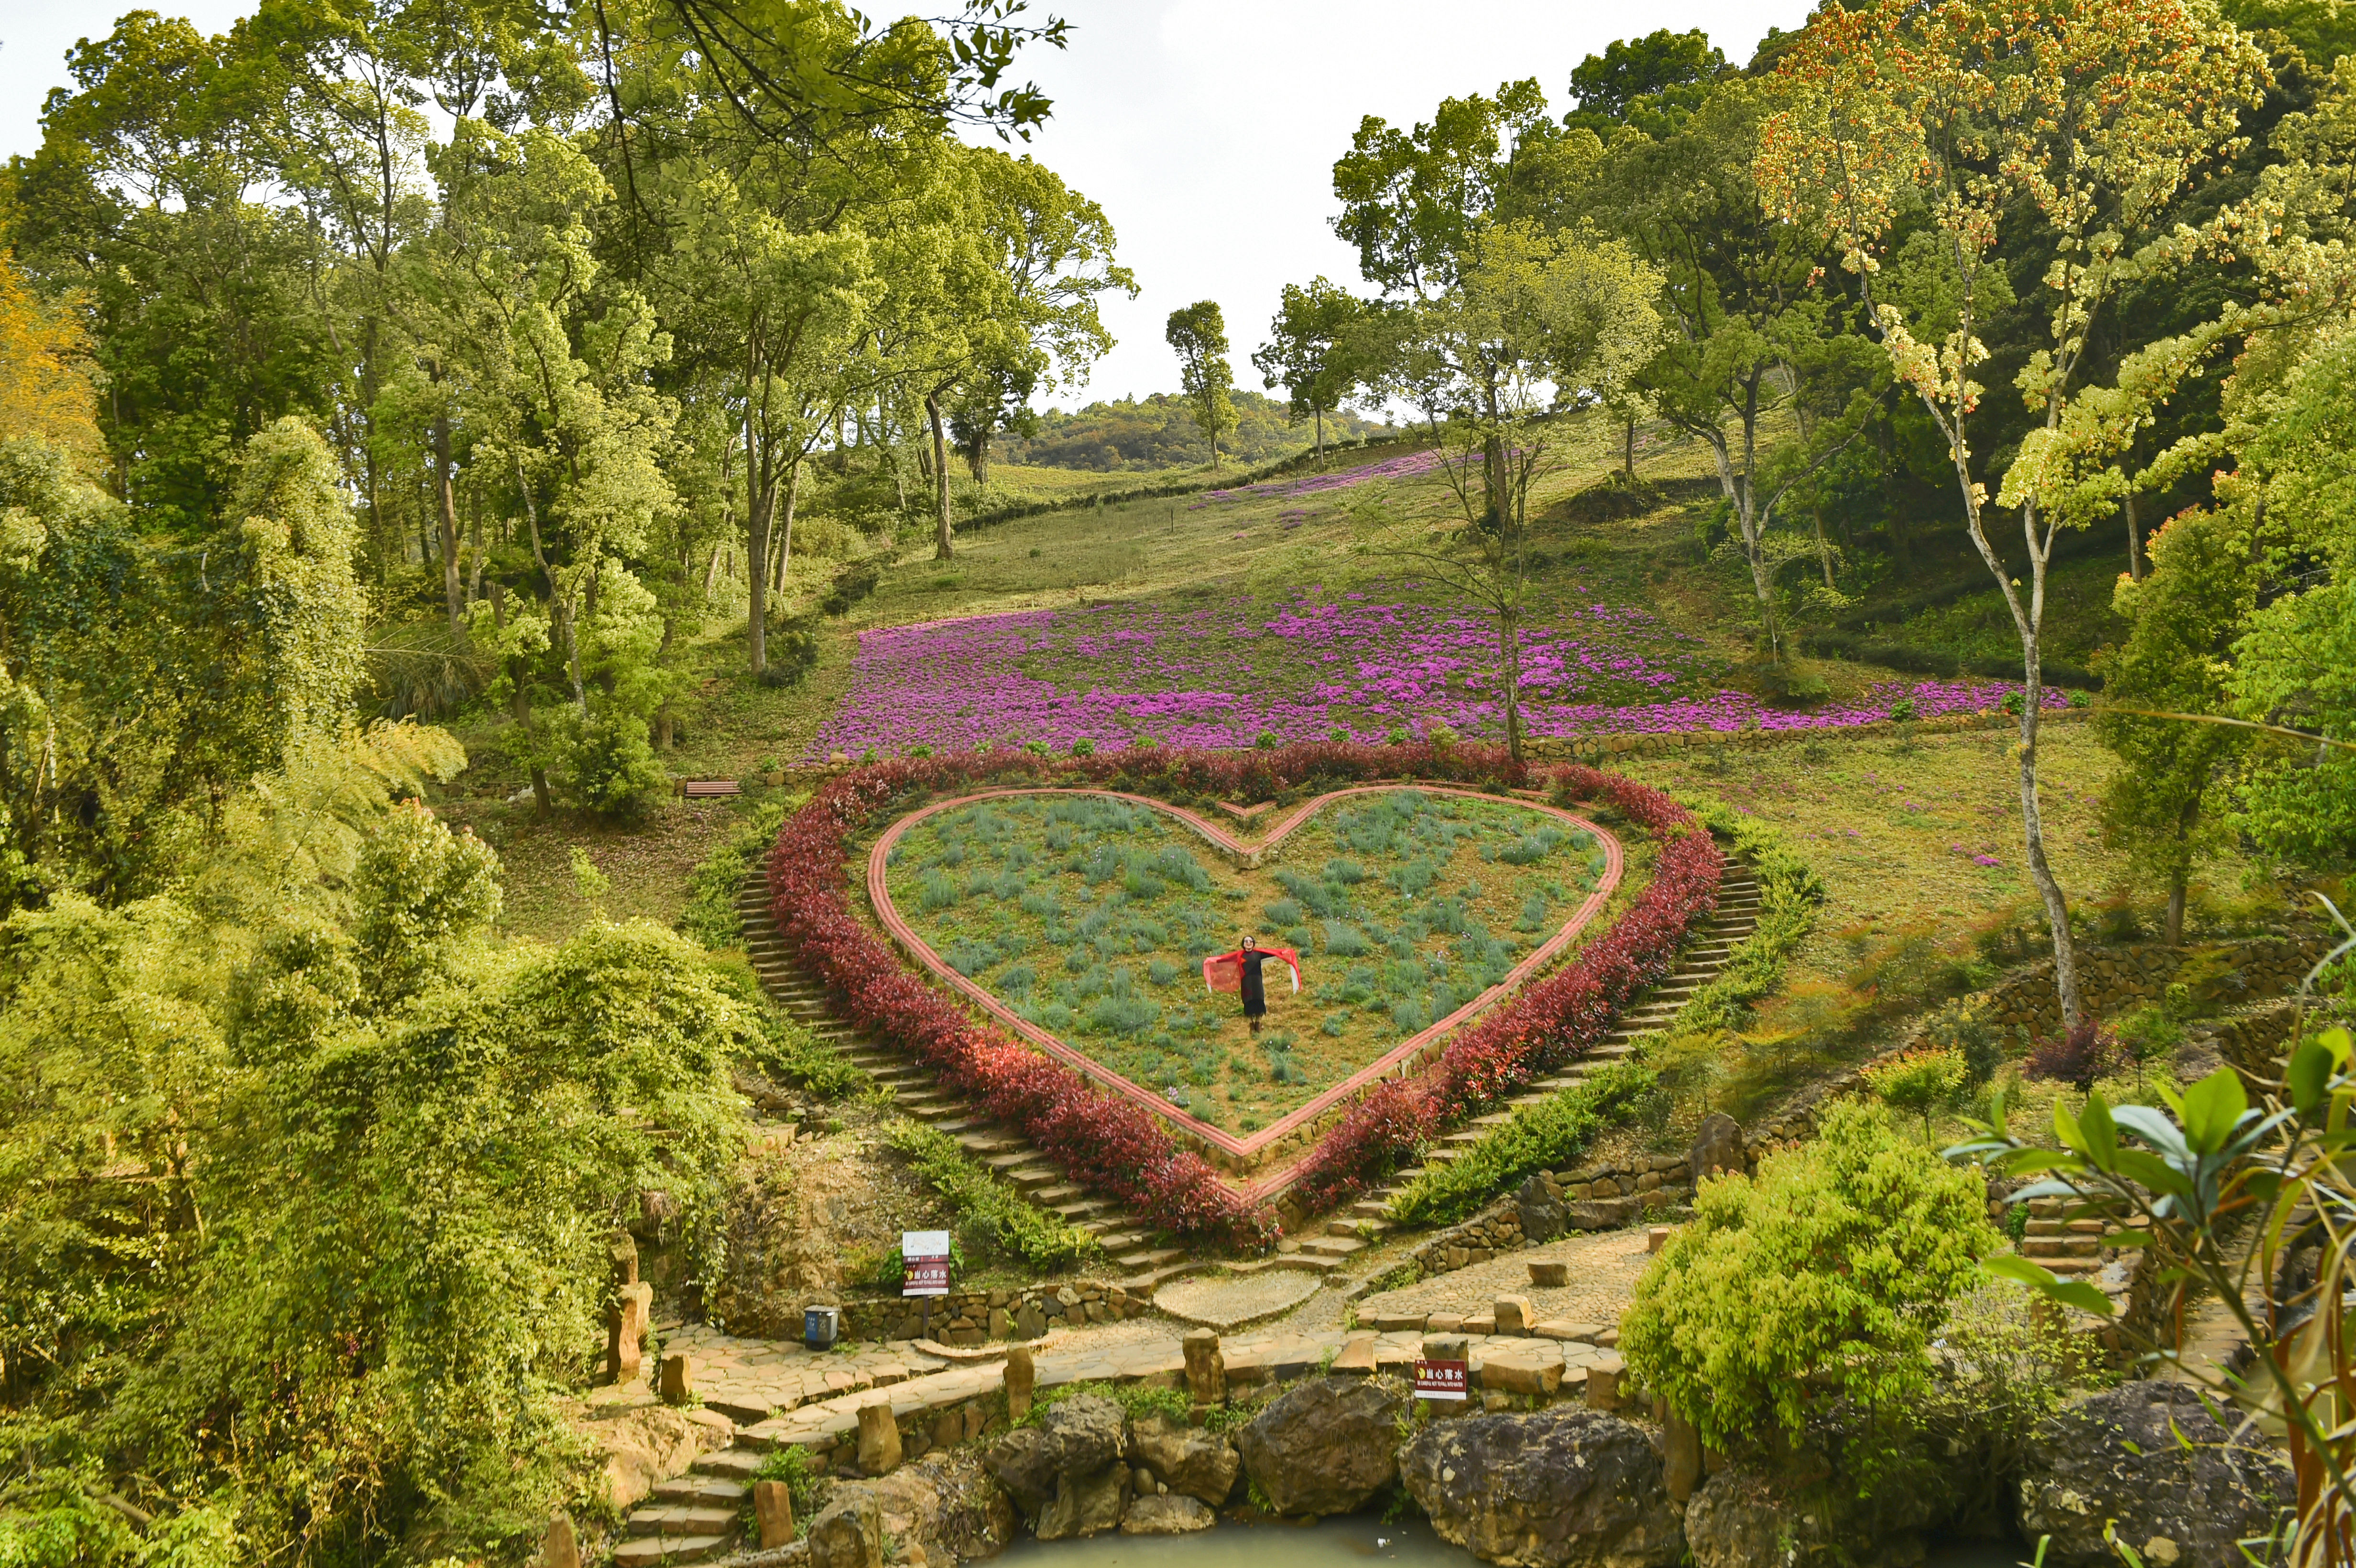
[882,788,1617,1133]
[1621,722,2294,1124]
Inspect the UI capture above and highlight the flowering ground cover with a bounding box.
[883,789,1612,1134]
[807,587,2065,759]
[1190,446,1454,505]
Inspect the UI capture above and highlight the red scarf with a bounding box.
[1202,947,1301,995]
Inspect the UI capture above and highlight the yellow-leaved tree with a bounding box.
[0,252,105,481]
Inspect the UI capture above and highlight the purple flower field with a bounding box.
[807,590,2062,759]
[1190,447,1454,506]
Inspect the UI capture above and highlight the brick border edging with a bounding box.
[866,785,1626,1201]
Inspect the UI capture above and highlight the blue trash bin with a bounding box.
[804,1304,840,1350]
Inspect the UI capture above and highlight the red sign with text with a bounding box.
[1413,1359,1469,1400]
[902,1230,950,1297]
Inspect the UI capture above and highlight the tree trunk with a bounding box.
[2165,871,2188,947]
[1812,507,1836,592]
[433,415,463,632]
[703,542,724,600]
[778,455,803,596]
[1983,499,2081,1033]
[928,392,954,560]
[465,488,486,606]
[2125,491,2145,583]
[1315,406,1325,465]
[514,455,586,713]
[1500,608,1524,764]
[491,582,551,812]
[746,469,774,675]
[1624,416,1636,481]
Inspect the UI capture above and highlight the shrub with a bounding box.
[762,615,822,686]
[1621,1102,2000,1469]
[1071,738,1095,757]
[1864,1046,1970,1142]
[565,708,672,822]
[819,558,882,617]
[882,1121,1100,1272]
[2025,1019,2116,1089]
[1887,696,1918,723]
[679,800,791,948]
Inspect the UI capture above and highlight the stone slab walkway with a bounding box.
[1355,1228,1656,1333]
[664,1316,1624,1467]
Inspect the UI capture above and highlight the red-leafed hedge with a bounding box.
[1285,765,1723,1214]
[766,746,1714,1246]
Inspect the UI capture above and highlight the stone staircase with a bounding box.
[735,871,1189,1291]
[612,1446,760,1565]
[1315,866,1766,1252]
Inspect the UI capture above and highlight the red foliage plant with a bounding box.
[1286,765,1723,1213]
[2024,1018,2115,1091]
[766,746,1719,1245]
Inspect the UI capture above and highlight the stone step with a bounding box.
[1057,1198,1116,1220]
[628,1506,739,1538]
[2021,1237,2103,1260]
[1034,1185,1084,1208]
[1471,1111,1514,1128]
[1095,1232,1144,1254]
[956,1129,1028,1155]
[1002,1165,1060,1192]
[1119,1261,1197,1293]
[613,1534,730,1566]
[1272,1252,1344,1273]
[1347,1198,1393,1221]
[1423,1146,1463,1165]
[1330,1216,1390,1239]
[1299,1234,1366,1259]
[1118,1246,1188,1272]
[690,1448,765,1481]
[654,1477,751,1506]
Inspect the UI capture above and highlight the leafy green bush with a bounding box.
[1864,1046,1970,1142]
[679,800,791,948]
[564,707,673,822]
[1391,1062,1652,1227]
[1620,1102,1999,1468]
[882,1121,1101,1272]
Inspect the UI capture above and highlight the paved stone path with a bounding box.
[665,1310,1627,1466]
[1355,1228,1657,1332]
[1155,1271,1324,1330]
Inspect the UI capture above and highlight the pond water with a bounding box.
[990,1514,2026,1568]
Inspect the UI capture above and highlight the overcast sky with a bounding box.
[0,0,1813,406]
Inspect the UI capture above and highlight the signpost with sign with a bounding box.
[902,1230,950,1297]
[1413,1358,1469,1401]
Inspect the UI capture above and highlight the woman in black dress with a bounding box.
[1238,934,1267,1034]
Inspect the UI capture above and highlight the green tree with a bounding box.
[1353,226,1659,762]
[1760,0,2271,1030]
[2096,507,2258,941]
[1165,301,1237,467]
[1251,277,1366,462]
[1563,27,1728,139]
[2224,326,2356,864]
[1592,77,1872,660]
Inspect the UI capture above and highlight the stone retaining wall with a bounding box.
[838,1282,1154,1346]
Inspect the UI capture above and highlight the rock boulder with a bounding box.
[1517,1174,1566,1244]
[1235,1377,1408,1517]
[1133,1415,1239,1505]
[807,1493,886,1568]
[1036,1464,1128,1541]
[1122,1494,1217,1535]
[982,1395,1129,1524]
[1400,1409,1684,1568]
[1685,1470,1802,1568]
[830,1451,1016,1566]
[1689,1113,1745,1183]
[2018,1381,2293,1568]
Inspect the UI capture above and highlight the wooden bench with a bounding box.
[681,779,743,798]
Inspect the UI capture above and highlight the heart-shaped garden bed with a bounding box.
[870,785,1624,1177]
